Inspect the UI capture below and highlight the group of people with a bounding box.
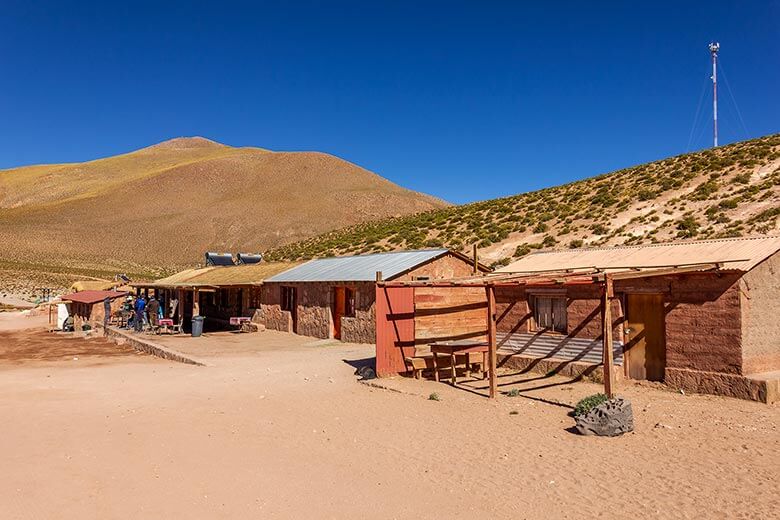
[122,294,163,332]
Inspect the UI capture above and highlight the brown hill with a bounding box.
[0,137,446,280]
[267,134,780,267]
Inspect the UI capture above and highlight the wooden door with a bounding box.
[626,294,666,381]
[375,286,415,376]
[333,287,346,339]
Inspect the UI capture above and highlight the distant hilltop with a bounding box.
[0,137,447,276]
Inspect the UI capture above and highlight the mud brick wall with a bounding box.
[740,252,780,374]
[494,285,622,340]
[615,273,743,375]
[394,253,477,281]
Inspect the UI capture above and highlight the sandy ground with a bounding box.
[0,322,777,519]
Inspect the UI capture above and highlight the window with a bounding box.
[281,286,296,312]
[345,288,356,317]
[532,295,567,334]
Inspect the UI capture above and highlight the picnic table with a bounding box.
[230,316,252,333]
[157,318,179,334]
[430,339,489,384]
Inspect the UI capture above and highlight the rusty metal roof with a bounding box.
[498,236,780,274]
[60,290,127,305]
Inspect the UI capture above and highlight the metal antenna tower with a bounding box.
[709,42,720,147]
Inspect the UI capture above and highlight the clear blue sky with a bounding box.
[1,1,778,204]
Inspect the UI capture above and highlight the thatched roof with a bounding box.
[135,262,302,289]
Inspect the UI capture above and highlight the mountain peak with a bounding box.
[147,136,226,151]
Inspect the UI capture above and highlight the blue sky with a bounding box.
[1,1,778,204]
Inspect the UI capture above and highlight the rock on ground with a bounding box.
[575,397,634,437]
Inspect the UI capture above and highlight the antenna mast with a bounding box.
[709,42,720,147]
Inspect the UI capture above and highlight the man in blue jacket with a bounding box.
[134,296,146,332]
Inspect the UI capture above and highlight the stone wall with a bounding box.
[740,251,780,374]
[259,284,293,333]
[339,281,376,344]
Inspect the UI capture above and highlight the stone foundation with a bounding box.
[665,367,778,404]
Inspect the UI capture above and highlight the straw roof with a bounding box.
[138,262,302,289]
[498,236,780,275]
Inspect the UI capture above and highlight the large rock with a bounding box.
[575,397,634,437]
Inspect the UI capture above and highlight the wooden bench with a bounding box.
[404,347,485,380]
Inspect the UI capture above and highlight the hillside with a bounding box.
[266,134,780,267]
[0,137,445,285]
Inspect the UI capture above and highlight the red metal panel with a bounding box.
[375,286,415,376]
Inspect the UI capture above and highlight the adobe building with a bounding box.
[490,236,780,402]
[132,262,299,332]
[375,236,780,403]
[59,290,128,330]
[261,249,488,343]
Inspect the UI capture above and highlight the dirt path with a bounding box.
[0,329,777,519]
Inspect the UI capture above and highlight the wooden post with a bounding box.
[602,274,615,398]
[485,284,497,399]
[472,244,479,274]
[192,288,200,317]
[375,271,383,282]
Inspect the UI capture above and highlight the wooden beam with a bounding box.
[593,263,722,282]
[602,274,614,398]
[485,285,497,399]
[376,271,383,282]
[193,288,200,317]
[473,244,479,275]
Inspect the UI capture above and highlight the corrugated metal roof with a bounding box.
[266,249,451,282]
[138,262,301,288]
[497,236,780,274]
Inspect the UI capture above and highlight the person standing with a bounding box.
[134,296,146,332]
[147,296,160,329]
[102,297,112,336]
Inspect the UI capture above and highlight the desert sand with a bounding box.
[0,319,777,519]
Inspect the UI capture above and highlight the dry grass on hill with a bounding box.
[0,137,445,290]
[267,134,780,267]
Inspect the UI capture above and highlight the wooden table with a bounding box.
[157,318,174,334]
[430,339,489,384]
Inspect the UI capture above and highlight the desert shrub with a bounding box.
[514,244,532,257]
[574,393,609,417]
[506,388,521,397]
[569,239,584,249]
[733,172,751,184]
[542,235,558,247]
[676,216,700,238]
[428,392,440,401]
[591,223,609,235]
[637,188,656,201]
[533,222,549,233]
